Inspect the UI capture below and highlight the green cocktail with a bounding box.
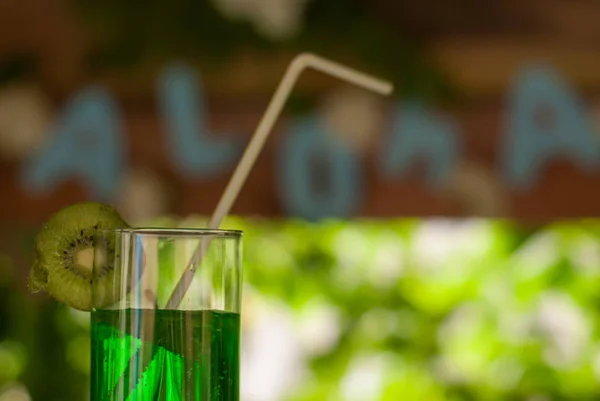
[27,203,242,400]
[91,228,243,401]
[91,309,240,401]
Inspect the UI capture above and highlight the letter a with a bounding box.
[21,88,124,200]
[504,65,599,189]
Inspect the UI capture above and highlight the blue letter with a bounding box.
[158,65,240,178]
[277,116,362,220]
[380,103,459,188]
[21,88,124,200]
[504,65,599,188]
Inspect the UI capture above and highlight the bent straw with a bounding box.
[114,53,394,397]
[165,52,393,309]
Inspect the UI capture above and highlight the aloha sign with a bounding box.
[20,63,600,220]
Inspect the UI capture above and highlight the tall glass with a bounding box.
[90,228,242,401]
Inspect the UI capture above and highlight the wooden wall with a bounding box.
[3,0,600,223]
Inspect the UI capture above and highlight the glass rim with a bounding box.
[97,227,243,237]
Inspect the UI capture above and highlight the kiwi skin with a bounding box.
[30,202,130,311]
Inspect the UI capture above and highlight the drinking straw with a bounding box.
[114,52,393,397]
[165,52,393,309]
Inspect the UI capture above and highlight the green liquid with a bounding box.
[91,309,240,401]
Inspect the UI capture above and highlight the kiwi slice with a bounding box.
[30,202,130,311]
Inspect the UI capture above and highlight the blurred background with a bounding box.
[3,0,600,400]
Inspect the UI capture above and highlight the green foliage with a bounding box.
[2,218,600,399]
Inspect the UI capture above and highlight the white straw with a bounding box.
[165,53,393,309]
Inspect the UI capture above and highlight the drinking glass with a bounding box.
[90,228,242,400]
